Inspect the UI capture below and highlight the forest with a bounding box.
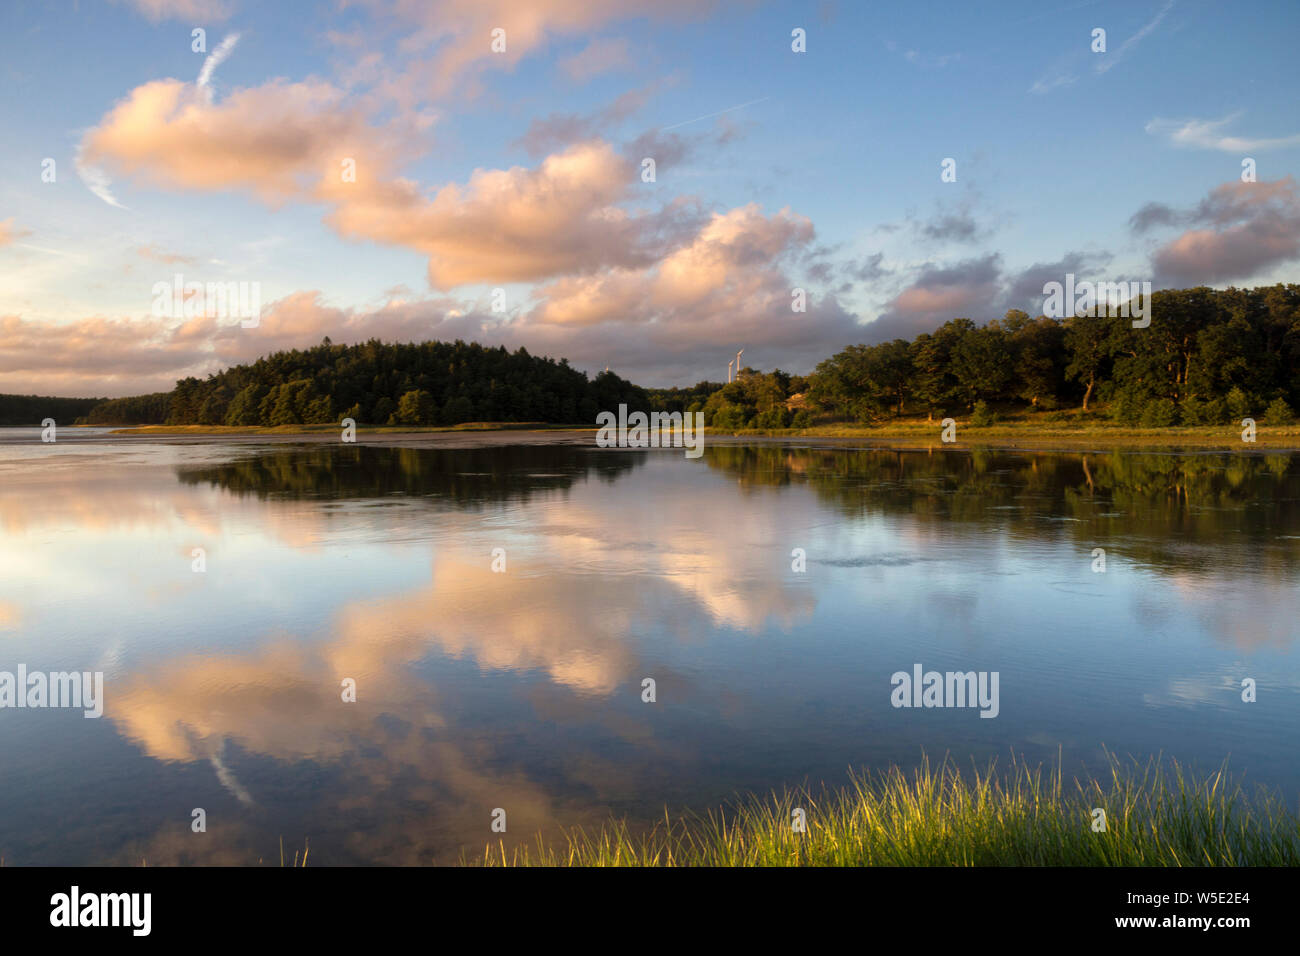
[79,339,648,427]
[653,284,1300,429]
[0,284,1295,428]
[0,393,103,427]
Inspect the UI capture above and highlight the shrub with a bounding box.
[790,410,813,429]
[1266,397,1296,426]
[970,400,997,427]
[710,404,746,430]
[1179,396,1219,426]
[1226,386,1251,421]
[752,407,791,429]
[1140,398,1179,428]
[1106,393,1141,425]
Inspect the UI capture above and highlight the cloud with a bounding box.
[1028,72,1077,95]
[1129,201,1182,233]
[123,0,232,22]
[326,140,705,288]
[81,77,408,204]
[864,249,1117,342]
[1145,114,1300,153]
[918,209,983,244]
[0,204,862,393]
[0,219,32,246]
[868,254,1004,341]
[135,244,196,264]
[196,32,240,104]
[0,312,213,395]
[1002,250,1114,311]
[80,71,705,288]
[512,83,660,156]
[1138,177,1300,285]
[505,203,863,379]
[370,0,720,96]
[559,37,631,81]
[849,252,891,283]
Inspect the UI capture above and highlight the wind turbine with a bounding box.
[728,358,734,383]
[735,349,744,378]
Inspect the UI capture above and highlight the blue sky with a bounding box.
[1,0,1297,395]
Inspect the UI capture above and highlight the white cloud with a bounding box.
[1146,114,1300,153]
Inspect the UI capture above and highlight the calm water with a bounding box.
[1,434,1298,864]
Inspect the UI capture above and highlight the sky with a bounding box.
[0,0,1298,397]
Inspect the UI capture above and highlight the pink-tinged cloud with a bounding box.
[526,204,816,326]
[81,72,696,287]
[323,140,690,288]
[1149,177,1300,285]
[123,0,232,22]
[80,79,401,204]
[0,219,31,246]
[371,0,721,96]
[867,254,1003,341]
[0,313,214,396]
[135,244,195,264]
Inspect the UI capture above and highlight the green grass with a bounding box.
[713,420,1300,449]
[475,754,1300,866]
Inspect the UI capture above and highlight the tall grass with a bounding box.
[476,754,1300,866]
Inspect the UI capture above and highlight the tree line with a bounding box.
[3,284,1295,429]
[81,338,648,427]
[655,284,1300,428]
[0,393,103,427]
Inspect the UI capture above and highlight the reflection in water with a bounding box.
[0,441,1298,863]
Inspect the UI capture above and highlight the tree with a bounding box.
[394,389,435,426]
[951,325,1012,406]
[224,384,266,426]
[1064,313,1110,411]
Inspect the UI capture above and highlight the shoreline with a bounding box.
[476,756,1300,867]
[4,421,1297,452]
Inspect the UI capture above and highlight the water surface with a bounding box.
[1,435,1297,863]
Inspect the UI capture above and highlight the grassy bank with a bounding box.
[476,756,1300,866]
[99,419,1300,450]
[715,419,1300,450]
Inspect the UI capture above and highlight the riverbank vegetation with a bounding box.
[476,755,1300,866]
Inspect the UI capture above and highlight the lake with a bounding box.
[1,433,1297,864]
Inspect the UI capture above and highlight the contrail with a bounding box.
[661,96,769,132]
[74,144,127,210]
[1096,0,1175,74]
[198,32,241,102]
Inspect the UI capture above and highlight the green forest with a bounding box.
[1,284,1296,428]
[80,339,649,427]
[653,284,1300,429]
